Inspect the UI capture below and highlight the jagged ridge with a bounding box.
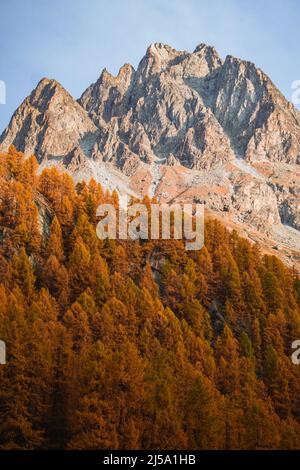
[0,42,299,267]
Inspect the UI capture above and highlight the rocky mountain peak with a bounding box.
[0,77,98,162]
[135,42,181,80]
[29,77,77,113]
[147,42,180,62]
[0,42,300,267]
[99,63,135,87]
[136,42,222,81]
[194,42,217,54]
[193,43,223,70]
[79,63,136,130]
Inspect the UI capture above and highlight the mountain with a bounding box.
[0,78,98,164]
[0,43,299,267]
[1,44,300,451]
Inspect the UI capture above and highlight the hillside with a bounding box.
[0,148,300,449]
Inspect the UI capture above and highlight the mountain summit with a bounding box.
[1,77,98,163]
[1,43,299,266]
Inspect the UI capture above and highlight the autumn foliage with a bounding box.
[0,146,300,449]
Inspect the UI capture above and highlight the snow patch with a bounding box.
[232,158,265,181]
[148,156,166,198]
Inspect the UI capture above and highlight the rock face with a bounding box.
[0,42,299,265]
[79,43,234,172]
[0,78,98,164]
[211,55,300,164]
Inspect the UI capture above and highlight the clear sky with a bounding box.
[0,0,299,133]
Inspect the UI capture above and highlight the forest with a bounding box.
[0,146,300,449]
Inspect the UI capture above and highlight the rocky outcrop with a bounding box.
[79,64,135,128]
[0,78,98,163]
[231,177,281,230]
[78,42,233,170]
[211,55,300,164]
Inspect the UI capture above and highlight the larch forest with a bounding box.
[0,146,300,450]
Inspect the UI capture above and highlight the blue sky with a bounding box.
[0,0,299,132]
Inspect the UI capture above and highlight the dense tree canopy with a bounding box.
[0,147,300,449]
